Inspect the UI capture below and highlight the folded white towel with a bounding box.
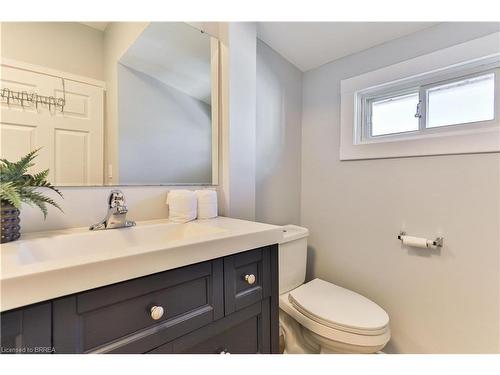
[166,190,197,223]
[195,189,218,219]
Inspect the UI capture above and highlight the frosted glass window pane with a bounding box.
[427,74,495,128]
[371,92,419,136]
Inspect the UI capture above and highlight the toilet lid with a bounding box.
[288,278,389,334]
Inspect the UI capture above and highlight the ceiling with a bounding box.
[120,22,212,104]
[257,22,439,72]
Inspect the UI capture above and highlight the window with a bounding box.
[426,73,495,128]
[362,71,497,141]
[340,33,500,160]
[368,91,419,136]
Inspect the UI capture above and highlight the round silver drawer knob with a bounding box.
[244,274,256,285]
[150,305,164,320]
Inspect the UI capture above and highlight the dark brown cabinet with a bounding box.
[0,244,279,354]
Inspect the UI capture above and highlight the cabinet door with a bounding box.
[53,260,224,353]
[224,246,271,314]
[0,302,52,354]
[149,299,271,354]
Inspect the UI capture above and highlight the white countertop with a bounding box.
[0,217,283,312]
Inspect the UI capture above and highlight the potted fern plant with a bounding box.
[0,149,63,243]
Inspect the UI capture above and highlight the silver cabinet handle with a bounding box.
[244,274,256,285]
[150,305,165,320]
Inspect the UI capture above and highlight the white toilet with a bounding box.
[279,225,390,354]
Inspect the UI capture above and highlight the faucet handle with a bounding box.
[108,190,126,208]
[89,190,134,231]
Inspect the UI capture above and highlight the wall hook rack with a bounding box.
[1,86,65,112]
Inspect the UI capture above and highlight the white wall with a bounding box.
[219,23,257,220]
[118,64,212,184]
[1,22,104,80]
[301,22,500,353]
[256,40,302,225]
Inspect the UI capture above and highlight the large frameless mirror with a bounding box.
[0,22,220,186]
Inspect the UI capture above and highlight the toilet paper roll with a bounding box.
[401,235,430,249]
[195,189,218,219]
[166,190,197,223]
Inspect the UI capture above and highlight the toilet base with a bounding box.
[280,308,387,354]
[280,310,319,354]
[303,328,387,354]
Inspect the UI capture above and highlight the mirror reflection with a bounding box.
[0,22,219,186]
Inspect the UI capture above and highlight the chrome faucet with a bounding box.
[89,190,136,230]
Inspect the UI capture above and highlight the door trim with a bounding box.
[1,57,106,89]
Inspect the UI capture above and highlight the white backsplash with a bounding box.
[19,186,218,233]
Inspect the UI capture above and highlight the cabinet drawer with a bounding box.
[223,247,271,314]
[149,299,270,354]
[53,260,223,353]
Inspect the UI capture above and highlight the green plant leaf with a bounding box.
[0,147,39,182]
[0,148,63,218]
[20,189,63,219]
[22,169,63,198]
[0,182,22,208]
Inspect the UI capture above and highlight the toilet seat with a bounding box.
[280,279,390,349]
[288,278,389,336]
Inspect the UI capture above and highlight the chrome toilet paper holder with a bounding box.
[397,231,444,248]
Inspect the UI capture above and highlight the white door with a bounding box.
[0,64,104,185]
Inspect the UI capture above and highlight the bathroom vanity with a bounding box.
[0,218,282,354]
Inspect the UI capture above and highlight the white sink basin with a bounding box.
[14,221,228,265]
[0,217,283,312]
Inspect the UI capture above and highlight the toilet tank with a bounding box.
[279,225,309,294]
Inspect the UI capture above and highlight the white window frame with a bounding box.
[340,32,500,160]
[360,66,498,143]
[361,87,421,140]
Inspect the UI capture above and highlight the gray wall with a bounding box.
[256,40,302,225]
[301,22,500,353]
[117,64,212,184]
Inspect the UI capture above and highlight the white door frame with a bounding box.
[1,57,106,89]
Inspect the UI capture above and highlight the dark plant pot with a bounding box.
[1,200,21,243]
